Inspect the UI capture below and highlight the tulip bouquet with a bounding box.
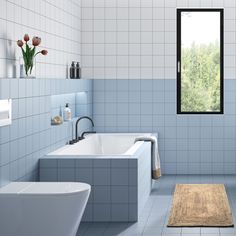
[17,34,48,77]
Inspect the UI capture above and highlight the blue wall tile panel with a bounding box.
[0,79,93,187]
[93,79,236,175]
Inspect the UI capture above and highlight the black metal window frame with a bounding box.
[177,8,224,114]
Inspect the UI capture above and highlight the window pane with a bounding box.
[178,10,223,114]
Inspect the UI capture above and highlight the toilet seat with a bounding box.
[0,182,91,236]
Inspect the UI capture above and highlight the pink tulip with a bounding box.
[32,37,41,46]
[24,34,29,42]
[17,40,23,47]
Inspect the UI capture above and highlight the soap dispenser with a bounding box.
[76,62,81,79]
[63,103,72,121]
[70,61,76,79]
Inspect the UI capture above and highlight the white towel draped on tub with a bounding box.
[135,135,161,179]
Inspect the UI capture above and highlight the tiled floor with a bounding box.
[77,175,236,236]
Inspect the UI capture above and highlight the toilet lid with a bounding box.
[0,182,90,195]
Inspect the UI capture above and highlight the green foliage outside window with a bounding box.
[181,42,220,112]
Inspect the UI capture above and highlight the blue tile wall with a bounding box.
[93,79,236,175]
[51,92,93,120]
[0,79,92,187]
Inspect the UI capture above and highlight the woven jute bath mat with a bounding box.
[168,184,234,227]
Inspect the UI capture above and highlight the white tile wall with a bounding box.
[0,0,81,79]
[1,0,235,79]
[81,0,236,80]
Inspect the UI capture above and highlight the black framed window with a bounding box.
[177,9,224,114]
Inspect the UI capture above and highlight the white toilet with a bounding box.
[0,182,91,236]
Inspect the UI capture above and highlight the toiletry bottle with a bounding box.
[19,57,25,78]
[70,61,76,79]
[64,103,72,121]
[76,62,81,79]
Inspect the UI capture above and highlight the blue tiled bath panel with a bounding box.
[39,142,152,222]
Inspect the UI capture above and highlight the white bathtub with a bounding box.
[40,133,155,222]
[48,133,153,157]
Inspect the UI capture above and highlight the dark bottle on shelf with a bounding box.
[76,62,81,79]
[70,61,76,79]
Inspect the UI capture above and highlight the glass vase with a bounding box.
[19,57,36,79]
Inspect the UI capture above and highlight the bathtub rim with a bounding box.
[45,133,157,159]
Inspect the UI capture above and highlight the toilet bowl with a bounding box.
[0,182,91,236]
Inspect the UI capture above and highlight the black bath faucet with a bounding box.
[72,116,95,143]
